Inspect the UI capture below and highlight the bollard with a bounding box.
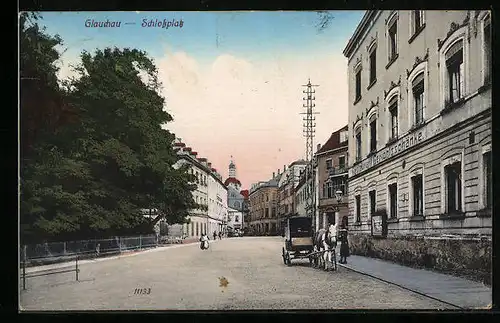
[63,242,67,255]
[139,235,142,250]
[119,237,122,253]
[75,254,79,281]
[22,245,27,290]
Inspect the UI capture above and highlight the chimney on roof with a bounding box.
[278,169,281,175]
[317,143,321,152]
[284,165,286,172]
[273,172,275,178]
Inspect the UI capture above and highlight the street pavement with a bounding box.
[20,237,454,310]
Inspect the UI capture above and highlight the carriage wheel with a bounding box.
[285,251,292,266]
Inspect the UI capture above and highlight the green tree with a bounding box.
[20,14,198,242]
[20,12,80,243]
[64,47,198,234]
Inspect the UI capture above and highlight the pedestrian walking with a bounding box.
[218,231,222,240]
[213,231,217,240]
[200,233,209,250]
[339,226,350,264]
[95,243,100,257]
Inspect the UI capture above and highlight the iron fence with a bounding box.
[19,234,185,290]
[22,234,159,262]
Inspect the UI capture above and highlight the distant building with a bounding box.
[294,170,309,222]
[171,139,228,238]
[315,126,349,230]
[248,173,281,235]
[227,207,244,233]
[276,160,308,232]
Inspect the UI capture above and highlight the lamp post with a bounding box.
[334,189,343,227]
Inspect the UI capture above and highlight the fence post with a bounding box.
[75,254,79,281]
[139,235,142,250]
[119,237,122,253]
[22,245,27,290]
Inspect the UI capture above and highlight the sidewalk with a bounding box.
[22,238,221,274]
[338,254,492,309]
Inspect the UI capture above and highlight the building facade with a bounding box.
[343,10,491,282]
[172,139,228,238]
[248,174,281,235]
[294,169,309,222]
[277,160,308,231]
[227,207,244,233]
[316,126,349,230]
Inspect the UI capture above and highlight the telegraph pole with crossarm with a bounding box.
[300,79,319,229]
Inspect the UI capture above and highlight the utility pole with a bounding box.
[301,79,319,230]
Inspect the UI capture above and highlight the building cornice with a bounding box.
[343,10,380,59]
[178,154,227,190]
[315,144,348,157]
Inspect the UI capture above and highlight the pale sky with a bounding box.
[40,11,364,190]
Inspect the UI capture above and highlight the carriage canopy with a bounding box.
[285,216,312,239]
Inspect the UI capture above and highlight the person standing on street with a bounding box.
[218,231,222,240]
[213,231,217,241]
[339,225,350,264]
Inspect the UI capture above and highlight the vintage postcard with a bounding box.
[19,10,492,311]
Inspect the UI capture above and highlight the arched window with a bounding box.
[408,163,425,217]
[440,149,465,215]
[439,25,469,108]
[367,109,378,154]
[386,11,399,67]
[385,86,400,142]
[407,62,428,128]
[409,10,425,41]
[354,123,362,162]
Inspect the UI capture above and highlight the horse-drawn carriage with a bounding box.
[281,216,314,266]
[281,216,338,271]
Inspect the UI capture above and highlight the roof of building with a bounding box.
[224,177,242,186]
[316,125,348,155]
[240,189,249,199]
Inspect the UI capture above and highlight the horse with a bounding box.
[312,224,338,271]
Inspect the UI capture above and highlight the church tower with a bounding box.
[228,157,236,178]
[224,156,241,191]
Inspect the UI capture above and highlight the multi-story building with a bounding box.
[248,174,281,235]
[172,139,228,238]
[316,126,349,229]
[227,207,244,233]
[343,10,491,279]
[294,169,310,223]
[277,160,308,232]
[240,189,250,232]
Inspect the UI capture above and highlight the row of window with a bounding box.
[325,156,346,170]
[295,183,313,205]
[355,11,425,103]
[250,207,277,219]
[191,168,208,186]
[321,177,347,199]
[353,11,491,163]
[353,150,492,222]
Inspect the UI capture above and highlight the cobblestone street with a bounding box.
[20,237,453,310]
